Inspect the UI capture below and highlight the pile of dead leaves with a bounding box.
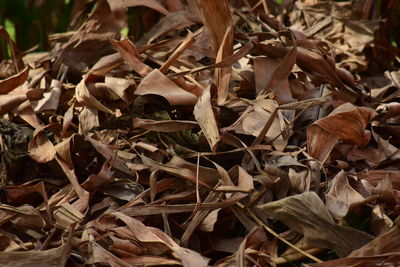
[0,0,400,266]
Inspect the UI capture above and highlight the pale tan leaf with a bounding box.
[32,79,62,113]
[28,124,57,163]
[198,208,221,232]
[194,85,220,151]
[75,76,114,114]
[132,117,198,132]
[135,69,198,106]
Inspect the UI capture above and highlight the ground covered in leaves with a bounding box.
[0,0,400,266]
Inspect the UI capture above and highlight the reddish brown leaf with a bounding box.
[0,67,29,95]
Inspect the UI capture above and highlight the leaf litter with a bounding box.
[0,0,399,266]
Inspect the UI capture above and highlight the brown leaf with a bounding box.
[0,93,27,115]
[53,0,126,79]
[195,0,233,104]
[194,85,220,151]
[325,170,365,219]
[0,67,29,94]
[236,227,274,267]
[139,11,197,45]
[32,79,62,113]
[132,117,198,132]
[224,99,288,151]
[307,226,400,266]
[307,103,377,161]
[111,212,209,266]
[215,26,233,105]
[89,53,124,76]
[253,57,280,94]
[141,154,219,187]
[123,256,181,266]
[194,0,232,55]
[103,76,135,103]
[91,241,132,267]
[124,0,170,15]
[75,75,114,115]
[159,30,195,74]
[0,244,70,267]
[258,192,374,257]
[78,106,99,133]
[85,135,131,174]
[0,26,24,77]
[135,69,198,105]
[198,208,221,232]
[357,170,400,190]
[28,124,57,163]
[217,166,255,193]
[121,193,247,217]
[4,181,51,217]
[0,204,46,229]
[305,255,400,267]
[261,43,297,104]
[350,225,400,257]
[108,38,153,77]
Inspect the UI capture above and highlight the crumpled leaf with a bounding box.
[357,170,400,190]
[141,154,219,187]
[260,42,297,104]
[108,38,153,77]
[194,85,220,151]
[307,225,400,266]
[0,0,398,265]
[135,69,198,106]
[28,124,57,163]
[0,93,27,115]
[258,192,374,257]
[139,11,197,45]
[51,0,126,80]
[111,212,209,267]
[224,99,288,151]
[325,170,365,219]
[0,244,70,267]
[198,208,221,232]
[75,75,115,115]
[0,67,29,94]
[194,0,233,104]
[32,79,62,113]
[307,103,377,162]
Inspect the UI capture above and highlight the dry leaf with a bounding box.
[141,154,219,187]
[135,69,198,105]
[0,244,70,267]
[194,85,220,151]
[28,124,57,163]
[0,67,29,94]
[325,170,365,219]
[307,103,377,161]
[258,192,374,256]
